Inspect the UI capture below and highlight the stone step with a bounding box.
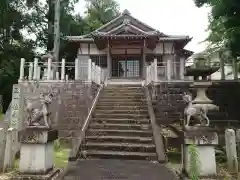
[97,101,146,106]
[91,118,150,124]
[99,95,144,100]
[85,135,154,144]
[86,129,153,137]
[82,142,156,152]
[101,92,144,96]
[95,105,148,110]
[92,113,149,119]
[103,88,144,92]
[89,123,152,130]
[105,85,142,89]
[99,98,146,102]
[94,109,149,114]
[79,150,158,161]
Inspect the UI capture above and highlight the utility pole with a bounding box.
[53,0,61,63]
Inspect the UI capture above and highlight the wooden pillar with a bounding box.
[142,40,146,79]
[107,40,111,79]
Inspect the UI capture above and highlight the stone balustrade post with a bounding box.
[232,58,238,80]
[180,57,185,80]
[28,62,33,80]
[75,58,80,80]
[47,58,52,80]
[65,75,69,81]
[150,63,153,82]
[37,66,41,80]
[92,62,96,83]
[61,58,65,81]
[225,129,238,173]
[153,58,158,82]
[97,66,101,84]
[33,58,38,80]
[3,128,17,172]
[0,128,6,171]
[167,59,171,81]
[56,71,59,80]
[146,65,149,82]
[19,58,25,81]
[220,57,225,80]
[88,59,92,82]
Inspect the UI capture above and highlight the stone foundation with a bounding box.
[18,127,58,178]
[182,126,218,178]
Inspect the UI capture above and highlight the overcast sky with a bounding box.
[74,0,211,53]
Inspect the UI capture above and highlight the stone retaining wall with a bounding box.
[18,81,99,145]
[149,81,240,126]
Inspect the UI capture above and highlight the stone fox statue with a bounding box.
[183,93,210,127]
[26,92,53,127]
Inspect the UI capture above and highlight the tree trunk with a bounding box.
[46,0,54,51]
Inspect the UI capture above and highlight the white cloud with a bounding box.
[74,0,211,53]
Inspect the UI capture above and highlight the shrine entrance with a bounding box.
[111,55,141,78]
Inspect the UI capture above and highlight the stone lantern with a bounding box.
[181,57,220,178]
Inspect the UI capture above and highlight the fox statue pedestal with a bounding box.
[182,126,218,178]
[17,127,59,179]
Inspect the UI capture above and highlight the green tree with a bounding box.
[194,0,240,59]
[84,0,120,31]
[0,0,35,110]
[0,0,120,110]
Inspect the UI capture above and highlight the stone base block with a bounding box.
[18,127,58,175]
[19,142,54,174]
[13,169,60,180]
[183,126,218,177]
[184,145,217,177]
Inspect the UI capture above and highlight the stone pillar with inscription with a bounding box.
[10,84,24,129]
[17,127,59,179]
[183,127,218,178]
[3,85,24,171]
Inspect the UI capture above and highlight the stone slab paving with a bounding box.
[60,159,178,180]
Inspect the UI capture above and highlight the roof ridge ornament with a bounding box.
[122,9,130,15]
[123,19,131,25]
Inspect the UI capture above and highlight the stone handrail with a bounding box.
[18,58,80,82]
[145,87,166,163]
[68,84,103,161]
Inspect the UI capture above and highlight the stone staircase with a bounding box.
[79,85,159,161]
